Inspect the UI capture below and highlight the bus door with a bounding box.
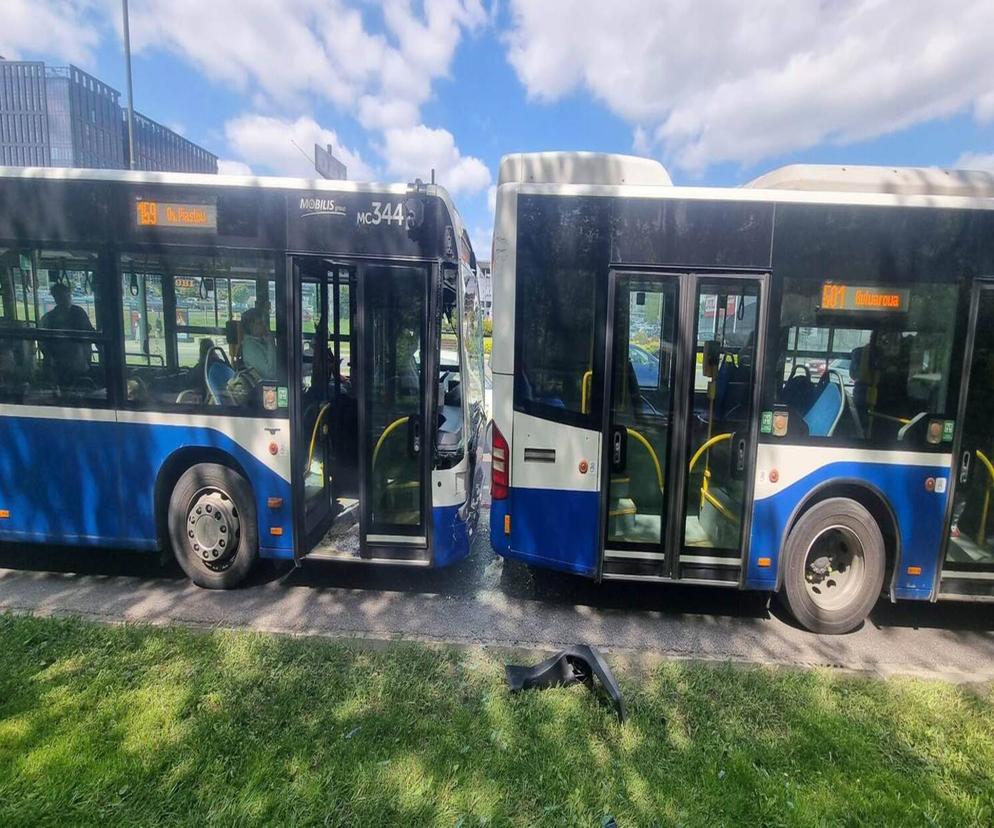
[601,272,680,575]
[676,276,765,583]
[600,272,765,581]
[939,280,994,598]
[292,257,349,549]
[356,263,431,557]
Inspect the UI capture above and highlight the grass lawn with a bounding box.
[1,614,993,826]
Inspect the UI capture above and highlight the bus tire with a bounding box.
[778,497,885,635]
[168,463,258,589]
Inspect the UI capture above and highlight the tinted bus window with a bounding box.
[0,247,110,405]
[769,281,962,447]
[513,196,607,426]
[119,250,283,411]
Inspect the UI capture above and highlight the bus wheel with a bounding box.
[779,498,885,635]
[168,463,258,589]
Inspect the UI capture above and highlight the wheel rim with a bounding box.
[185,486,240,572]
[803,525,865,612]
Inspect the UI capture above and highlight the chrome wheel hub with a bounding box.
[186,488,240,571]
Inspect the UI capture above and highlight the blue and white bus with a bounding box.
[0,167,486,587]
[490,152,994,633]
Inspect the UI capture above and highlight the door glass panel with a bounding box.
[365,266,425,533]
[298,275,330,516]
[683,283,760,551]
[948,288,994,567]
[606,277,677,546]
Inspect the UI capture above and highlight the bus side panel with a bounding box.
[0,410,294,559]
[114,415,295,560]
[0,409,131,547]
[746,444,951,598]
[431,461,473,567]
[496,486,600,576]
[493,413,601,577]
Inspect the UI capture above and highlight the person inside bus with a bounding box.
[241,307,280,381]
[39,282,95,384]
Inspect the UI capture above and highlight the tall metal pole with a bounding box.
[122,0,136,169]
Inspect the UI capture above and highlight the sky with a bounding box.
[3,0,994,258]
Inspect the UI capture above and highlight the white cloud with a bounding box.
[470,224,492,261]
[506,0,994,172]
[955,152,994,173]
[381,125,491,194]
[224,114,376,180]
[0,0,103,66]
[217,158,254,176]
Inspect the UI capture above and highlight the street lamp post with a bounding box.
[122,0,136,170]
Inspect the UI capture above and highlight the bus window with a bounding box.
[515,263,599,424]
[769,278,960,445]
[119,251,283,410]
[0,248,109,405]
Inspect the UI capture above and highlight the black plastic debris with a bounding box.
[505,645,627,722]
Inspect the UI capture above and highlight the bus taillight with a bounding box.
[492,423,509,500]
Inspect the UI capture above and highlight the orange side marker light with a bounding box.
[270,527,284,537]
[504,514,511,535]
[0,509,9,519]
[907,565,922,576]
[757,556,772,568]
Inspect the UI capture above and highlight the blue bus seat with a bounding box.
[207,361,236,405]
[804,372,845,437]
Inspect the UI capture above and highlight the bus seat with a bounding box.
[176,389,202,404]
[804,371,845,437]
[782,365,814,412]
[207,361,236,405]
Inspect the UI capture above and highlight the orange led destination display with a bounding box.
[136,200,217,230]
[820,283,909,313]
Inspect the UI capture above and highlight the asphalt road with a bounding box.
[2,517,994,683]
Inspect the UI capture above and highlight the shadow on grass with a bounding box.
[1,614,993,826]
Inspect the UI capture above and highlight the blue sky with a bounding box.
[4,1,994,257]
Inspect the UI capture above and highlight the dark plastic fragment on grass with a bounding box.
[504,645,627,722]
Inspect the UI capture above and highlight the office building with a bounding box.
[0,58,216,173]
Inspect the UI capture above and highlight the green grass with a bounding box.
[2,615,993,827]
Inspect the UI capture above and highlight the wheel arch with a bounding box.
[774,477,900,596]
[154,447,253,550]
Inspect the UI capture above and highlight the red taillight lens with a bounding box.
[491,422,509,500]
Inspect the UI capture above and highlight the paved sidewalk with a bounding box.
[2,523,994,683]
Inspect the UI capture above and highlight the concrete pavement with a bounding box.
[1,522,993,683]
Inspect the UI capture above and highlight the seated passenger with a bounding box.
[241,308,280,381]
[40,282,95,383]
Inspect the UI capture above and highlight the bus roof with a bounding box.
[498,152,672,187]
[0,164,474,263]
[745,164,994,198]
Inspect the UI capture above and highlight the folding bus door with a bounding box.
[940,280,994,598]
[357,263,431,558]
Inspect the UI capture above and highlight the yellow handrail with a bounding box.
[581,370,593,415]
[625,427,663,491]
[306,402,332,472]
[977,449,994,546]
[688,432,733,474]
[372,416,410,469]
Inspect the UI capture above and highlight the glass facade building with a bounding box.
[0,59,216,174]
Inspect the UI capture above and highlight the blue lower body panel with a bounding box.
[491,486,600,576]
[0,415,293,559]
[432,503,472,567]
[747,460,950,598]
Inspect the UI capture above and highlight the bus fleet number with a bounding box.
[357,202,405,227]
